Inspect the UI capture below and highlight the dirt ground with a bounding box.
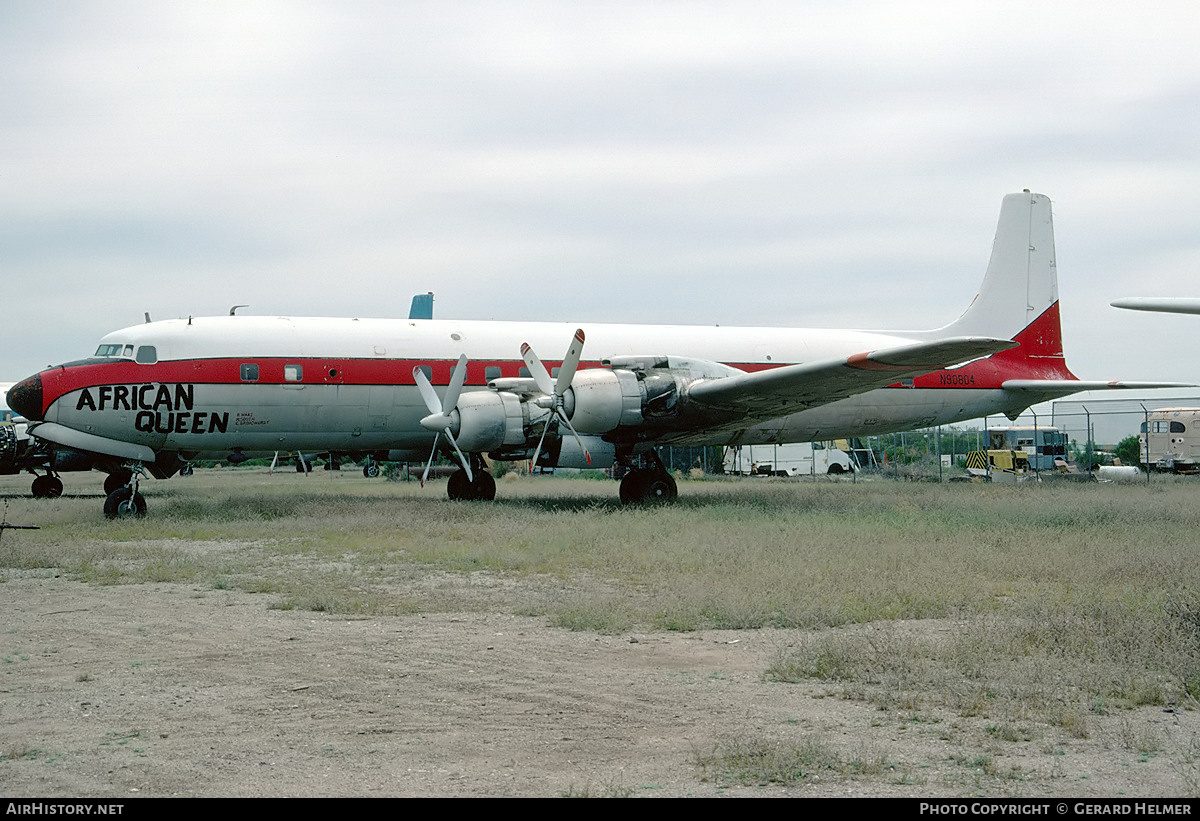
[0,572,1195,798]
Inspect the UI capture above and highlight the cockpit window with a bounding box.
[135,345,157,364]
[94,343,133,358]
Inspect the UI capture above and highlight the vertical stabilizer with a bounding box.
[938,191,1059,342]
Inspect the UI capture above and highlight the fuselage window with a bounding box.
[135,346,157,364]
[415,365,432,382]
[241,364,259,382]
[1172,421,1186,433]
[285,364,303,382]
[485,366,502,381]
[519,366,530,378]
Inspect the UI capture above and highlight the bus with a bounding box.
[1139,408,1200,473]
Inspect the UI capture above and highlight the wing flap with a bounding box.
[685,336,1016,418]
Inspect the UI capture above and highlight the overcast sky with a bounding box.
[4,1,1199,411]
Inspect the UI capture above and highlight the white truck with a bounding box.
[723,442,855,477]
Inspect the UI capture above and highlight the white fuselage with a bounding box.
[31,315,1031,463]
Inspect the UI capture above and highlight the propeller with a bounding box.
[520,329,591,469]
[413,355,474,486]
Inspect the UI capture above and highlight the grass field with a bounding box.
[2,468,1198,793]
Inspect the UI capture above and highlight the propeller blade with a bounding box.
[555,329,585,396]
[519,343,555,396]
[413,366,442,415]
[557,412,591,465]
[521,330,591,468]
[446,432,474,483]
[443,354,468,415]
[421,433,440,487]
[528,413,552,472]
[413,358,474,483]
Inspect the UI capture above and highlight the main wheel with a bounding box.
[642,473,677,502]
[447,468,496,501]
[447,468,474,500]
[103,487,147,519]
[471,470,496,501]
[363,463,381,478]
[619,470,646,504]
[31,475,63,499]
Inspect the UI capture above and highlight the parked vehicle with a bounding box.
[722,442,855,477]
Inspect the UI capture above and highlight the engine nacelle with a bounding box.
[452,391,527,453]
[563,368,643,433]
[0,423,29,475]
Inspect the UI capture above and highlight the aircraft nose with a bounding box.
[7,374,44,422]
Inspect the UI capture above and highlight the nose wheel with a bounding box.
[102,469,146,519]
[103,486,147,519]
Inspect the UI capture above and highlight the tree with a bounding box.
[1113,434,1142,467]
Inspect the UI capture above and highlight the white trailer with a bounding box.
[723,442,855,477]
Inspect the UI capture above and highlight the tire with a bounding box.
[472,470,496,501]
[619,470,646,504]
[363,463,381,478]
[447,468,496,501]
[104,487,147,519]
[104,471,132,495]
[642,474,677,502]
[447,468,473,500]
[31,475,63,499]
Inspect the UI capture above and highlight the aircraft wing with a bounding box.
[684,336,1016,419]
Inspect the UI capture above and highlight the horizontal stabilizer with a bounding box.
[1002,379,1196,397]
[27,421,157,462]
[1111,298,1200,315]
[686,336,1016,419]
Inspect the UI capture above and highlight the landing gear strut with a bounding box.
[618,452,678,504]
[446,454,496,501]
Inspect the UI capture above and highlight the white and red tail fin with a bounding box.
[914,192,1189,398]
[932,191,1076,382]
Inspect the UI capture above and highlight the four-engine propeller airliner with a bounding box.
[7,192,1186,517]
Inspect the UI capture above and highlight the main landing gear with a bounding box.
[102,469,146,519]
[446,454,496,501]
[618,452,678,505]
[30,473,64,499]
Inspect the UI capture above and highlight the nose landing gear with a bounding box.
[103,468,146,519]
